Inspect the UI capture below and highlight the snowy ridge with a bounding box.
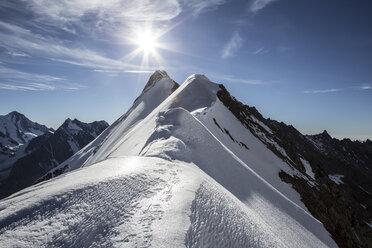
[0,72,338,247]
[50,72,179,174]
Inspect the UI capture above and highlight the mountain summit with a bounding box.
[142,70,172,92]
[0,111,52,180]
[0,71,370,248]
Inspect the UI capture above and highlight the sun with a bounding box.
[123,25,177,68]
[136,31,157,55]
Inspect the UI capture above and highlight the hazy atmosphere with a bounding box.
[0,0,371,140]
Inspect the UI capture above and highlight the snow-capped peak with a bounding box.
[184,73,210,84]
[142,70,171,93]
[0,111,52,180]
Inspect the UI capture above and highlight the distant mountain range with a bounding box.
[0,112,108,198]
[0,111,53,180]
[0,71,371,248]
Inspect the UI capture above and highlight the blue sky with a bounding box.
[0,0,371,140]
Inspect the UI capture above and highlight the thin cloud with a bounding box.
[250,0,279,13]
[0,83,54,91]
[183,0,228,15]
[124,70,154,74]
[0,22,144,71]
[22,0,182,23]
[221,32,243,59]
[253,47,268,55]
[211,74,267,85]
[7,51,30,57]
[0,66,62,82]
[359,85,372,90]
[93,69,154,74]
[0,66,85,91]
[304,89,342,94]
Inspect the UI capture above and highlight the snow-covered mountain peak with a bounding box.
[0,111,52,180]
[0,111,51,145]
[61,118,80,132]
[184,73,210,84]
[59,118,108,136]
[6,111,25,119]
[142,70,172,93]
[167,74,219,112]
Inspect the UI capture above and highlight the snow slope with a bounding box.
[50,71,179,174]
[0,72,338,247]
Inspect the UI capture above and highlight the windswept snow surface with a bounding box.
[0,74,338,247]
[0,156,335,248]
[0,157,201,247]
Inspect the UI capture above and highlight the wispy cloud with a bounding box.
[0,21,146,71]
[304,88,342,94]
[221,32,243,59]
[0,66,62,82]
[183,0,228,15]
[359,85,372,90]
[0,66,85,91]
[0,82,55,91]
[124,70,154,74]
[7,51,30,57]
[93,69,154,75]
[11,0,228,31]
[22,0,182,24]
[253,47,268,55]
[249,0,279,13]
[304,84,372,94]
[210,74,267,85]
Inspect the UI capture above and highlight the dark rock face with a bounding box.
[217,84,372,248]
[0,118,108,199]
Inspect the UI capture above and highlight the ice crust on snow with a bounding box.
[0,73,338,247]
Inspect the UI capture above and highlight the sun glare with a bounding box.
[124,23,181,68]
[137,31,157,54]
